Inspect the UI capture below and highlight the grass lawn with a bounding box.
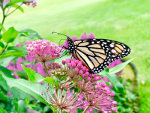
[3,0,150,112]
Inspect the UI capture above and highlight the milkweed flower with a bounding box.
[61,59,117,112]
[25,39,62,62]
[41,85,81,113]
[62,59,101,82]
[23,0,37,7]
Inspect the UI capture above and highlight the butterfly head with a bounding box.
[67,36,75,53]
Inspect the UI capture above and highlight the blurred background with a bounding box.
[3,0,150,112]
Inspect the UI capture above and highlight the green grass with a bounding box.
[3,0,150,112]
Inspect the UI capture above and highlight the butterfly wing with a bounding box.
[72,39,131,74]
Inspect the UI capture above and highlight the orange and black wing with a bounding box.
[72,39,130,74]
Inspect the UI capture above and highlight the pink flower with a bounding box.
[15,43,22,47]
[62,59,102,82]
[108,59,122,68]
[24,0,37,7]
[80,32,95,40]
[25,39,62,62]
[64,32,95,48]
[7,92,12,96]
[41,85,81,113]
[62,58,117,112]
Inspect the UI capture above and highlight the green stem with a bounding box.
[83,106,89,113]
[0,44,8,56]
[59,109,62,113]
[6,3,23,16]
[43,62,50,77]
[0,6,6,33]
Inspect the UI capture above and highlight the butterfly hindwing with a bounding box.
[69,39,130,74]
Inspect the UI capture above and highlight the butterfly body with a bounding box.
[67,37,131,74]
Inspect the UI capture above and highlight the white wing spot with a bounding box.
[110,43,115,48]
[111,49,116,53]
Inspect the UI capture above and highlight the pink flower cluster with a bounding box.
[25,39,62,62]
[6,56,47,79]
[24,0,37,7]
[62,59,101,82]
[62,59,117,112]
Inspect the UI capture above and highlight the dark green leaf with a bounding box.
[16,71,28,79]
[109,59,133,74]
[2,27,19,43]
[22,65,44,83]
[0,42,4,48]
[4,0,25,9]
[0,90,8,102]
[0,65,12,78]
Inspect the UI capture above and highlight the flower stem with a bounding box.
[6,3,23,16]
[0,6,6,33]
[60,109,62,113]
[43,62,50,77]
[0,44,8,56]
[83,106,89,113]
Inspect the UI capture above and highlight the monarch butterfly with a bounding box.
[53,32,131,74]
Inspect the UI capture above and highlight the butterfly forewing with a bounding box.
[71,39,130,74]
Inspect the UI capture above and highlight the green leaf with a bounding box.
[99,71,124,92]
[22,65,44,83]
[2,27,19,43]
[16,71,28,79]
[0,89,8,102]
[44,77,59,86]
[107,73,124,92]
[0,46,2,53]
[0,56,15,67]
[4,0,25,9]
[0,106,7,113]
[17,100,26,113]
[12,4,24,13]
[0,51,25,59]
[7,46,27,53]
[109,59,133,74]
[20,29,42,39]
[0,74,9,91]
[10,87,33,100]
[0,42,4,48]
[2,75,46,104]
[0,65,12,78]
[0,24,5,34]
[13,99,26,113]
